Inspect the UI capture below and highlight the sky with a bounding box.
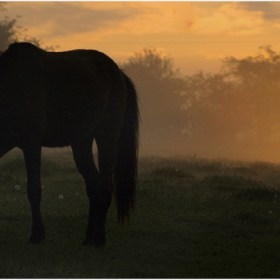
[3,1,280,75]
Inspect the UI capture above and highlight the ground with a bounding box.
[0,149,280,277]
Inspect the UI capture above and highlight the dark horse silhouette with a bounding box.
[0,42,139,247]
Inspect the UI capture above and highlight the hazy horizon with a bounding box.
[3,2,280,163]
[5,2,280,76]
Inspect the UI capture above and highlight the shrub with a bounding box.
[151,166,194,179]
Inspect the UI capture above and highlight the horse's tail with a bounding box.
[114,72,140,224]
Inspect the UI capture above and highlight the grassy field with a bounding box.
[1,149,280,277]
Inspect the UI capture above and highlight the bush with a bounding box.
[151,165,194,179]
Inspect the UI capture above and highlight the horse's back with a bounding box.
[43,48,126,146]
[0,42,127,147]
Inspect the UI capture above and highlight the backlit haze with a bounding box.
[4,2,280,162]
[6,2,280,75]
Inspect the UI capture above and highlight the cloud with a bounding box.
[238,2,280,21]
[192,3,264,36]
[102,2,198,35]
[6,2,198,39]
[7,2,145,37]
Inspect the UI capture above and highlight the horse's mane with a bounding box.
[8,42,44,53]
[0,42,44,58]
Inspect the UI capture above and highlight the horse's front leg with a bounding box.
[23,144,45,243]
[71,138,102,247]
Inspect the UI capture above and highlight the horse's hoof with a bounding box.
[93,240,105,248]
[28,237,45,244]
[28,233,45,244]
[82,238,105,248]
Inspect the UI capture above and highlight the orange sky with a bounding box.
[4,2,280,75]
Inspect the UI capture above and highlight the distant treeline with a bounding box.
[1,3,279,161]
[121,46,280,161]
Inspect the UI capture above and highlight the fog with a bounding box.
[3,46,280,164]
[120,47,280,163]
[2,2,280,164]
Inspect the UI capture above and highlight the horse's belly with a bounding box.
[42,121,97,147]
[42,129,72,147]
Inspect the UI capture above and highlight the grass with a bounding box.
[1,150,280,277]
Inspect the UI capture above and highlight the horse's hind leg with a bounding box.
[94,130,120,245]
[71,137,103,247]
[23,144,45,243]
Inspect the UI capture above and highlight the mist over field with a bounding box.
[120,47,280,163]
[1,2,280,163]
[2,3,280,278]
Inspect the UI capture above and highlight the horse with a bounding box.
[0,42,139,248]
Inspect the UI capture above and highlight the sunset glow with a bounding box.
[5,1,280,75]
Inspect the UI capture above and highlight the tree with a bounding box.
[183,70,253,156]
[223,46,280,147]
[0,17,17,51]
[0,3,56,51]
[121,48,188,155]
[183,46,280,160]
